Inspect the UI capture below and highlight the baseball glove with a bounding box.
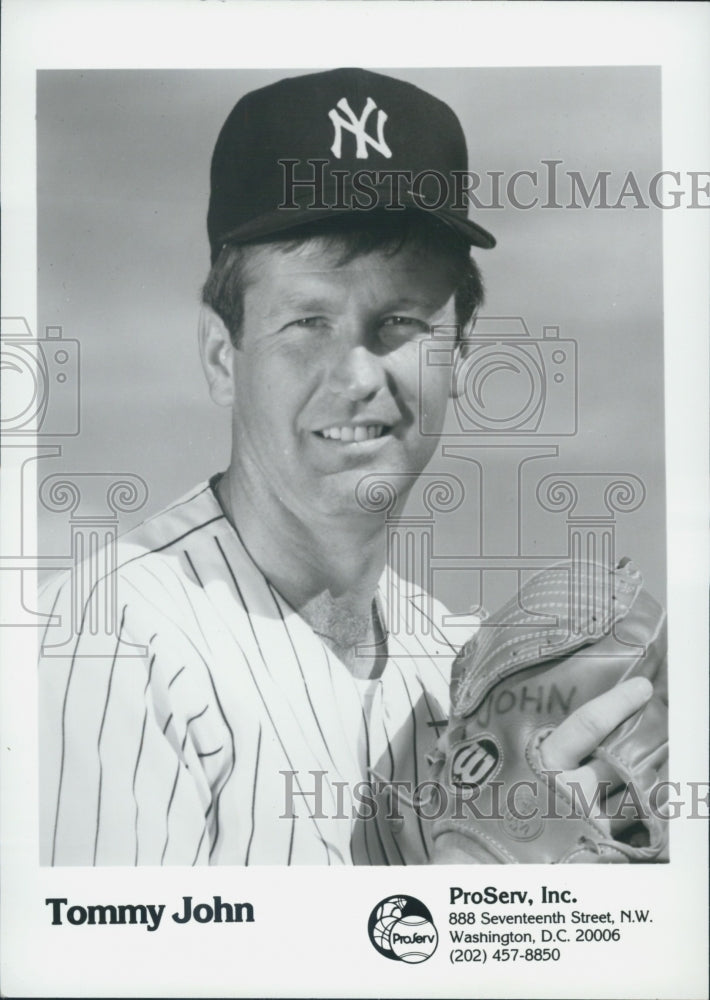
[429,558,668,864]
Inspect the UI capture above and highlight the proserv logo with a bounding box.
[367,895,438,964]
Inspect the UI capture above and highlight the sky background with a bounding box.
[36,66,665,611]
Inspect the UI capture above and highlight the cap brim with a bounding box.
[436,211,497,250]
[214,187,496,260]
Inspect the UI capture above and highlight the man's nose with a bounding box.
[326,342,387,402]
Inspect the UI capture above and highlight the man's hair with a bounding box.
[202,210,484,345]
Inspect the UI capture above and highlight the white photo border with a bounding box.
[1,3,708,998]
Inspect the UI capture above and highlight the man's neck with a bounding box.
[214,468,388,668]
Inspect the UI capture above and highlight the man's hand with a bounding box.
[542,676,653,793]
[541,677,656,836]
[429,559,668,864]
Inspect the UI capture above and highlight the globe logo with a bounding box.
[367,895,438,964]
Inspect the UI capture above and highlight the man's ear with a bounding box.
[198,305,235,407]
[451,315,477,398]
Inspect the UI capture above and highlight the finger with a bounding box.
[563,757,623,797]
[541,677,653,770]
[555,758,619,810]
[555,761,633,838]
[559,763,611,801]
[553,764,613,835]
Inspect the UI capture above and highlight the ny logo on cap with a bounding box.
[328,97,392,160]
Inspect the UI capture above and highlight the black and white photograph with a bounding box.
[1,2,708,998]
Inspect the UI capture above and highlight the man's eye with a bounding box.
[278,317,329,334]
[381,316,430,335]
[292,316,328,329]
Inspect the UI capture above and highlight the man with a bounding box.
[39,68,656,866]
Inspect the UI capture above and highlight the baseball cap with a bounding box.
[207,67,496,264]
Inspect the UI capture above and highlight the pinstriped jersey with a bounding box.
[39,481,472,866]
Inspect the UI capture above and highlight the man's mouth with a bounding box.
[315,424,391,443]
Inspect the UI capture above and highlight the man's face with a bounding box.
[226,237,458,520]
